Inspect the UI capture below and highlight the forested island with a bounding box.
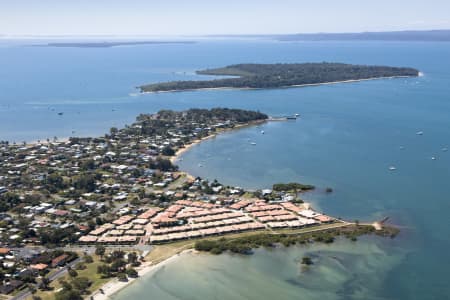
[139,63,419,93]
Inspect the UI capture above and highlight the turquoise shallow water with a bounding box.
[113,237,405,300]
[1,40,449,299]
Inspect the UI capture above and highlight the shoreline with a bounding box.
[25,111,390,299]
[92,221,395,300]
[91,249,194,300]
[169,118,268,164]
[140,75,417,94]
[92,119,268,299]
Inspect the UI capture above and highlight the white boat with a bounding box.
[295,113,300,117]
[416,131,424,135]
[261,130,265,134]
[431,157,436,160]
[250,142,256,145]
[389,166,397,171]
[442,147,448,152]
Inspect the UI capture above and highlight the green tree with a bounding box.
[71,277,91,293]
[126,268,138,278]
[83,255,93,264]
[95,245,105,258]
[68,268,78,278]
[117,273,127,282]
[40,276,50,290]
[45,173,65,192]
[73,174,97,192]
[161,146,175,156]
[58,279,72,291]
[55,289,83,300]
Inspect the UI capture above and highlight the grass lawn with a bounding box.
[32,254,109,300]
[273,222,350,235]
[145,240,195,265]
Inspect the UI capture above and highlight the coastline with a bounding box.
[92,221,393,299]
[39,111,393,299]
[92,118,268,299]
[140,75,417,94]
[92,249,195,300]
[12,112,390,300]
[169,118,268,164]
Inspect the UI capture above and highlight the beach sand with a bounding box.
[91,119,267,299]
[169,119,267,164]
[141,75,416,94]
[91,249,194,300]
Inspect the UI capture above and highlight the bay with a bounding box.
[1,39,449,299]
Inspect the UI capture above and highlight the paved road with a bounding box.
[61,244,151,254]
[11,257,83,300]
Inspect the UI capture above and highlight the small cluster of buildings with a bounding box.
[0,247,76,295]
[244,201,332,229]
[78,197,335,245]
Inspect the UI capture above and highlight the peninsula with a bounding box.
[0,108,397,300]
[139,62,419,93]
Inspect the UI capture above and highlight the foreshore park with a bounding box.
[0,107,400,299]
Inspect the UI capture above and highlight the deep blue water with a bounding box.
[1,39,449,299]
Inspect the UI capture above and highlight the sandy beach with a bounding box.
[91,119,267,299]
[91,249,194,300]
[141,75,416,94]
[169,119,267,164]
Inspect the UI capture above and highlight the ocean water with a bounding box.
[1,39,449,299]
[113,237,405,300]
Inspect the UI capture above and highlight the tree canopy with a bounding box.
[140,63,419,92]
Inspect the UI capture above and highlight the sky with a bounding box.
[1,0,449,36]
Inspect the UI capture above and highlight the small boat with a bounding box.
[399,146,405,150]
[431,156,436,160]
[286,116,297,120]
[442,147,448,152]
[295,113,300,117]
[250,142,256,145]
[416,131,423,135]
[198,163,203,167]
[389,166,397,171]
[261,130,265,134]
[57,112,64,116]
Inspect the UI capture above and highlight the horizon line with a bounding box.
[1,29,450,38]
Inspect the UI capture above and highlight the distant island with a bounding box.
[34,41,196,48]
[277,30,450,42]
[207,30,450,42]
[139,62,419,93]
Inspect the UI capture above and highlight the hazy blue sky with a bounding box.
[1,0,449,36]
